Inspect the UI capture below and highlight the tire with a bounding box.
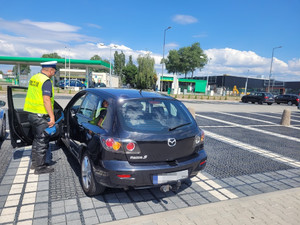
[258,100,263,105]
[267,103,272,105]
[242,98,248,103]
[277,102,280,104]
[81,151,105,196]
[287,101,292,106]
[251,102,255,104]
[0,115,6,141]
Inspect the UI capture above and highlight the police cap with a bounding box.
[41,61,57,69]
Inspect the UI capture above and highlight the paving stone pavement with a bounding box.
[101,187,300,225]
[0,144,300,224]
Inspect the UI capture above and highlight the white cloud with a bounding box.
[0,18,299,81]
[172,14,198,25]
[165,42,179,49]
[87,23,102,30]
[21,19,80,32]
[196,48,300,81]
[288,58,300,71]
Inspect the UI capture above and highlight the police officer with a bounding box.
[24,61,57,174]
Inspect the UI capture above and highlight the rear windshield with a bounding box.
[117,99,194,133]
[265,93,273,97]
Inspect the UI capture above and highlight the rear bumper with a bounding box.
[93,150,207,189]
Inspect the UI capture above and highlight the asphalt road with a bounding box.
[0,94,300,224]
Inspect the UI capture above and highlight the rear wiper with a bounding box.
[169,122,191,131]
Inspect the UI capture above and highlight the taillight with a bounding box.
[264,96,269,99]
[126,142,135,151]
[297,98,299,102]
[100,137,140,154]
[105,138,114,148]
[112,142,121,151]
[103,138,121,151]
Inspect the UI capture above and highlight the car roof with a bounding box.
[85,88,173,100]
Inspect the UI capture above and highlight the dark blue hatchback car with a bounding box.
[7,87,207,196]
[59,79,86,89]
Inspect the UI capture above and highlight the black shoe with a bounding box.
[34,166,54,175]
[45,161,56,166]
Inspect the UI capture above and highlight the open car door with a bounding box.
[7,86,63,148]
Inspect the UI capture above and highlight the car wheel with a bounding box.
[287,101,292,106]
[258,100,263,105]
[81,151,105,196]
[251,102,255,104]
[277,102,280,104]
[0,115,6,141]
[242,98,247,103]
[267,103,272,105]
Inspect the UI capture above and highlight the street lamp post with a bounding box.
[204,57,211,95]
[161,26,171,92]
[245,69,249,95]
[268,46,282,92]
[99,43,117,87]
[68,48,71,89]
[64,46,67,88]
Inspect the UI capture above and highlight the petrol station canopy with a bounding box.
[0,56,110,69]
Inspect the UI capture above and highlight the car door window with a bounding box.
[78,93,99,119]
[70,95,85,114]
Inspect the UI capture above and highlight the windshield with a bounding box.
[117,99,194,133]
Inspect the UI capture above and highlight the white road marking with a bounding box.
[251,112,300,123]
[203,129,300,168]
[200,124,280,128]
[196,113,300,142]
[217,111,300,131]
[216,111,277,125]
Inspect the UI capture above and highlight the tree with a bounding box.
[90,55,102,61]
[42,52,62,59]
[189,42,207,77]
[136,54,155,89]
[165,42,208,78]
[90,55,109,73]
[178,46,191,78]
[12,64,31,75]
[165,50,180,75]
[122,55,138,87]
[113,51,125,77]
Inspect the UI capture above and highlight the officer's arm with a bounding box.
[43,95,55,127]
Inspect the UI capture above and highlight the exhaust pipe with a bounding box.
[160,184,171,192]
[160,180,182,193]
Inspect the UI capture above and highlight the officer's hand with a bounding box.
[48,118,55,127]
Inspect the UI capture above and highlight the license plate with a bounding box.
[153,170,188,184]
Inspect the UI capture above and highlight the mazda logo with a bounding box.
[168,138,176,147]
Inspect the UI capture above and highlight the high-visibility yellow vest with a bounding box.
[90,107,107,126]
[24,73,54,114]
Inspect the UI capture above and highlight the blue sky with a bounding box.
[0,0,299,81]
